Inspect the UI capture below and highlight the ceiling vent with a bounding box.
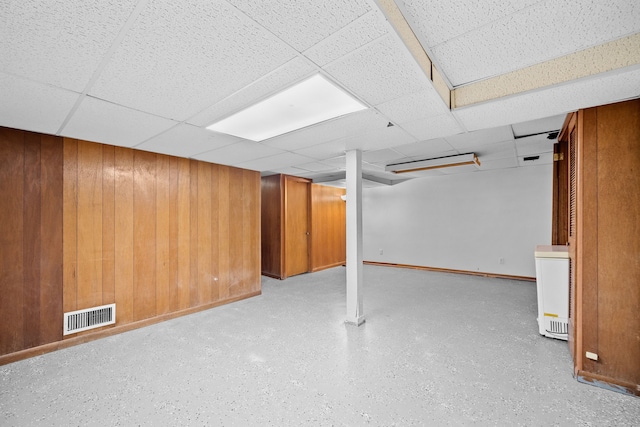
[385,153,480,174]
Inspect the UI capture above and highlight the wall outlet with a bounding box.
[499,257,505,264]
[379,249,383,255]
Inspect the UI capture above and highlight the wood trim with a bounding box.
[364,261,536,282]
[576,370,640,397]
[0,291,261,367]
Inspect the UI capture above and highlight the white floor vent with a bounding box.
[63,303,116,335]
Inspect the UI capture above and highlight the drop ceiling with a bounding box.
[1,0,639,185]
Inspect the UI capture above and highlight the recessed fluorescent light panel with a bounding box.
[206,74,367,141]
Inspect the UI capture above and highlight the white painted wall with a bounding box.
[362,164,553,277]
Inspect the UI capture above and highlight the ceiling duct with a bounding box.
[385,153,480,174]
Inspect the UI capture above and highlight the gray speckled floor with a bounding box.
[1,265,638,426]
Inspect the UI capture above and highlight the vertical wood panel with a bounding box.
[242,170,260,293]
[168,158,180,312]
[198,162,212,303]
[218,166,230,299]
[228,167,244,297]
[156,154,171,315]
[39,135,63,345]
[250,171,261,292]
[177,158,191,310]
[76,141,103,309]
[23,133,42,348]
[63,138,78,315]
[311,184,346,272]
[114,147,134,325]
[102,145,115,305]
[133,150,157,321]
[285,177,310,278]
[189,160,199,307]
[260,175,283,278]
[0,128,25,354]
[210,165,220,302]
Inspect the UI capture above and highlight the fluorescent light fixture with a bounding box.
[386,153,480,174]
[206,74,367,141]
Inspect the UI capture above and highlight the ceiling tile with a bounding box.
[293,140,347,161]
[296,161,342,173]
[0,0,138,92]
[479,157,519,170]
[263,109,385,150]
[303,10,388,66]
[401,113,463,141]
[325,34,431,106]
[0,72,79,135]
[454,66,640,131]
[343,125,415,151]
[90,0,296,121]
[393,138,456,158]
[236,152,316,172]
[376,86,449,124]
[134,123,239,158]
[192,140,285,166]
[187,57,315,127]
[431,0,640,86]
[475,140,517,161]
[400,0,540,47]
[361,149,409,165]
[62,96,177,148]
[518,152,553,166]
[228,0,371,52]
[511,114,567,137]
[445,125,514,151]
[515,134,555,157]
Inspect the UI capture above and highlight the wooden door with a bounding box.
[284,177,310,277]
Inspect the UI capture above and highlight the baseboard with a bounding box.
[311,261,345,273]
[364,261,536,282]
[576,370,640,397]
[0,290,261,366]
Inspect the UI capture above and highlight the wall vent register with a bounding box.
[63,303,116,335]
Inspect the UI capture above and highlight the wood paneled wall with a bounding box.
[261,174,283,278]
[310,184,346,272]
[0,127,261,361]
[0,128,63,355]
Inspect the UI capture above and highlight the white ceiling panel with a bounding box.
[401,113,463,141]
[515,134,555,157]
[393,138,456,158]
[228,0,371,52]
[134,123,239,158]
[293,140,347,161]
[325,35,431,106]
[511,114,567,137]
[431,0,640,86]
[399,0,540,48]
[475,140,517,161]
[479,157,519,171]
[343,125,415,151]
[187,57,316,127]
[518,152,553,166]
[0,0,137,92]
[0,72,79,135]
[376,86,449,125]
[454,66,640,131]
[264,109,385,150]
[445,125,514,151]
[296,161,342,173]
[62,96,177,148]
[236,152,316,172]
[90,0,296,121]
[303,10,388,66]
[361,148,409,165]
[193,140,285,166]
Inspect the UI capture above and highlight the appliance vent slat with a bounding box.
[63,303,116,335]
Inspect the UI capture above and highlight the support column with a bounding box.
[345,149,364,326]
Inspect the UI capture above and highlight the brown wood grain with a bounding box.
[242,170,253,295]
[102,145,116,305]
[39,135,63,345]
[246,170,261,293]
[209,164,220,302]
[133,150,157,321]
[177,158,191,310]
[23,132,42,349]
[63,138,78,315]
[218,166,230,299]
[168,157,180,312]
[228,167,244,296]
[260,174,283,278]
[77,140,103,309]
[595,100,640,384]
[0,128,25,354]
[310,184,346,272]
[114,147,134,325]
[198,161,212,303]
[156,154,171,315]
[189,160,199,307]
[285,177,310,278]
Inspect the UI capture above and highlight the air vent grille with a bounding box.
[63,303,116,335]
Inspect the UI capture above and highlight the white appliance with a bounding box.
[534,245,569,340]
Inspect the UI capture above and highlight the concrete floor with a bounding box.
[1,265,638,426]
